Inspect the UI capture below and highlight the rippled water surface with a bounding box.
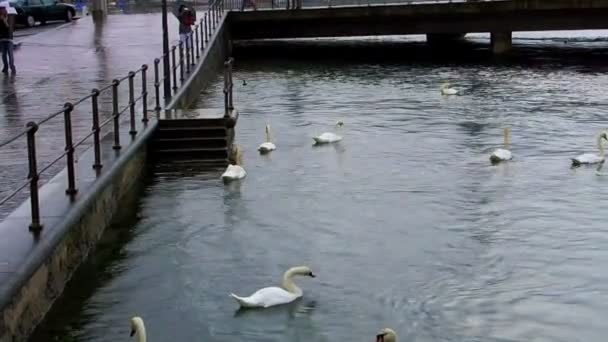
[30,34,608,342]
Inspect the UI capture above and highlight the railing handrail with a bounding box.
[0,0,232,231]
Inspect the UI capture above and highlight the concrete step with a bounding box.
[151,137,228,150]
[156,126,227,139]
[154,147,228,160]
[159,118,227,128]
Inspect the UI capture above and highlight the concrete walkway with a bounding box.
[0,12,185,218]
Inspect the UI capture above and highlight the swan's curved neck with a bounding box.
[265,126,271,143]
[598,135,605,156]
[134,321,146,342]
[503,128,510,148]
[282,268,303,296]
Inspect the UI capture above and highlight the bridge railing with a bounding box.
[224,0,503,10]
[0,0,230,231]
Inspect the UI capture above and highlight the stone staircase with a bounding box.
[150,109,238,166]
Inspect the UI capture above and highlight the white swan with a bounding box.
[229,266,316,308]
[490,127,513,164]
[313,121,343,144]
[221,145,246,182]
[440,82,458,95]
[572,131,608,166]
[258,124,276,154]
[130,316,146,342]
[376,328,397,342]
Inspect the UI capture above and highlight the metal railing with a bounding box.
[0,0,231,232]
[227,0,504,10]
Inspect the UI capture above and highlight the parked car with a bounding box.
[9,0,75,27]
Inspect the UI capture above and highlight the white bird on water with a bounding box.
[130,316,147,342]
[221,145,246,182]
[572,131,608,167]
[490,128,513,164]
[440,82,459,95]
[313,121,343,144]
[258,124,276,154]
[229,266,316,309]
[376,328,398,342]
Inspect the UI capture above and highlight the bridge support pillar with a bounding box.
[491,31,512,55]
[90,0,108,22]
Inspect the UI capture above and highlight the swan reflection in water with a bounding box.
[234,298,317,318]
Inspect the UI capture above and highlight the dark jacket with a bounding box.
[0,18,10,40]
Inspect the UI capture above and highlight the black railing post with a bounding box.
[195,25,200,58]
[204,13,209,43]
[26,121,42,232]
[128,71,137,136]
[171,46,178,90]
[190,33,195,66]
[63,102,77,195]
[154,58,161,112]
[91,88,102,170]
[185,38,190,74]
[141,64,149,123]
[112,79,121,150]
[179,41,185,84]
[199,21,204,51]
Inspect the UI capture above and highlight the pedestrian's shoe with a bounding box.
[10,66,15,73]
[2,67,7,73]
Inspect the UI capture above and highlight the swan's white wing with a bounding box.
[313,133,342,144]
[245,286,299,308]
[221,165,247,181]
[258,142,276,152]
[573,153,604,164]
[491,148,512,161]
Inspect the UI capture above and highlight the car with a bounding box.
[9,0,75,27]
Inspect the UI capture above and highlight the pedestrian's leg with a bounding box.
[240,0,245,10]
[0,42,8,73]
[7,41,14,73]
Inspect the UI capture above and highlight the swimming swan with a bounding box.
[229,266,316,308]
[490,127,513,164]
[258,124,276,154]
[440,83,458,95]
[376,328,397,342]
[221,145,246,182]
[313,121,343,144]
[572,131,608,166]
[130,316,147,342]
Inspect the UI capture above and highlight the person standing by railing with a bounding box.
[175,4,196,44]
[240,0,257,11]
[0,6,15,74]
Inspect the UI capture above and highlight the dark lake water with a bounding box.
[29,32,608,342]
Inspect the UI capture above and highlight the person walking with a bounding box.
[0,7,15,74]
[176,4,195,45]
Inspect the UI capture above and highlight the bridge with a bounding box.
[228,0,608,54]
[0,0,606,340]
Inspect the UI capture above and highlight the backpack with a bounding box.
[183,9,195,26]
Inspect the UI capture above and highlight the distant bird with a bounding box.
[572,131,608,166]
[313,121,343,144]
[440,82,459,95]
[258,124,276,154]
[490,128,513,164]
[242,79,247,86]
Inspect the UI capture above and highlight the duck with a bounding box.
[375,328,397,342]
[313,121,343,144]
[440,82,458,95]
[490,127,513,164]
[572,131,608,167]
[229,266,316,309]
[258,124,276,154]
[130,316,147,342]
[221,145,246,182]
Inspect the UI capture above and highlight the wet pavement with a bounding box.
[0,11,187,218]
